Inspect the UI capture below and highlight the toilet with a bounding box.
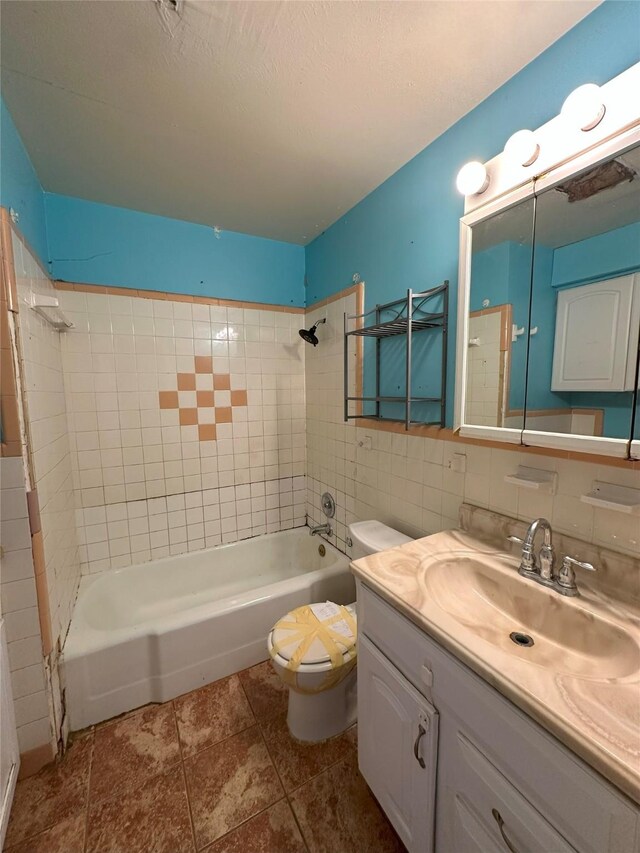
[268,520,412,742]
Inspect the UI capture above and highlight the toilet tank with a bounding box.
[348,520,413,560]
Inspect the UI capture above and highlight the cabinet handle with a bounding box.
[413,723,426,768]
[492,809,520,853]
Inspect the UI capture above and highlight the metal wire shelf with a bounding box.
[344,282,448,430]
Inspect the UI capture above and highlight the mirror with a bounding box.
[464,196,536,430]
[458,135,640,456]
[525,143,640,440]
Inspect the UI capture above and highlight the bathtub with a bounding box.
[62,528,354,730]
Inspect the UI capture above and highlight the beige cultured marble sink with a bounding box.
[351,527,640,805]
[424,554,640,680]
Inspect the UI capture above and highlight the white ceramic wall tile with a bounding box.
[56,289,307,572]
[0,457,52,756]
[14,235,82,649]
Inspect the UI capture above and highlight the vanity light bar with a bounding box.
[560,83,606,132]
[455,62,640,205]
[503,129,540,168]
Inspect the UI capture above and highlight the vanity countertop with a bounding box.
[351,528,640,806]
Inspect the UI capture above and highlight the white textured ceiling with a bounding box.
[1,0,600,244]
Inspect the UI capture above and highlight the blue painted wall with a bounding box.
[305,1,640,426]
[551,221,640,287]
[45,194,306,307]
[0,98,49,264]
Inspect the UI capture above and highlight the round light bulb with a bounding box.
[561,83,606,131]
[456,161,489,196]
[503,129,540,167]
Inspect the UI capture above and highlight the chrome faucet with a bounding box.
[508,518,596,596]
[309,522,332,537]
[508,517,555,585]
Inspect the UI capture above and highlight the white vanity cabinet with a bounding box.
[358,636,438,853]
[356,581,640,853]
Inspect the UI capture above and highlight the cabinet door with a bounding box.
[358,636,438,853]
[437,719,577,853]
[551,274,640,392]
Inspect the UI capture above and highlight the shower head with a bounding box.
[298,318,326,346]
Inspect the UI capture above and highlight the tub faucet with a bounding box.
[309,522,332,537]
[508,517,555,585]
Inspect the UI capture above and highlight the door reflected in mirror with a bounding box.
[465,197,535,430]
[526,144,640,439]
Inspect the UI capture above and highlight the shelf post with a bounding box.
[406,288,413,430]
[343,310,349,422]
[375,304,381,420]
[441,281,449,428]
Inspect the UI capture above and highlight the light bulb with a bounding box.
[504,129,540,167]
[456,161,489,196]
[561,83,606,131]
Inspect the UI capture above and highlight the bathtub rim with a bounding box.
[63,529,349,659]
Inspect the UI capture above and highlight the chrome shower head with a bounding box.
[298,318,326,346]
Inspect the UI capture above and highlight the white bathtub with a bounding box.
[62,528,354,729]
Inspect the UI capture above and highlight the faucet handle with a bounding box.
[556,555,596,595]
[562,555,596,572]
[506,534,536,574]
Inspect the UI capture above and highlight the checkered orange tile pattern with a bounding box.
[158,356,248,442]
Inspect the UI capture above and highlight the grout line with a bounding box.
[252,709,316,849]
[286,794,311,853]
[172,701,199,853]
[285,749,354,797]
[255,725,310,853]
[82,730,95,853]
[236,668,310,853]
[198,798,291,852]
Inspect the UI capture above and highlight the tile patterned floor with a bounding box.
[4,661,406,853]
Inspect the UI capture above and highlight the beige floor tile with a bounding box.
[239,660,288,721]
[86,766,194,853]
[174,674,255,757]
[89,702,180,804]
[5,736,93,847]
[185,725,283,849]
[290,753,406,853]
[261,712,356,792]
[203,799,306,853]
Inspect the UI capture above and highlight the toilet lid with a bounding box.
[270,602,357,668]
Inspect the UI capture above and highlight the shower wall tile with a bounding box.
[305,287,640,561]
[56,287,307,573]
[13,233,82,651]
[74,477,307,574]
[0,457,53,755]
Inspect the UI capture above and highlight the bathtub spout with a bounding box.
[309,523,332,537]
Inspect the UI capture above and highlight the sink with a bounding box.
[423,554,640,679]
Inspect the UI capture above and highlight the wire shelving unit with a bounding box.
[344,282,448,430]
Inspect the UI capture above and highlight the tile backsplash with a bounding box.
[56,286,307,573]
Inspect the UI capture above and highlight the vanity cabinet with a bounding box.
[358,636,438,853]
[356,581,640,853]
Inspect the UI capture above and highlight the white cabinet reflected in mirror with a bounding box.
[525,145,640,449]
[456,133,640,458]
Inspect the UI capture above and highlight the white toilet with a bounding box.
[268,520,412,742]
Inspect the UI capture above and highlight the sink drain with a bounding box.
[510,631,534,648]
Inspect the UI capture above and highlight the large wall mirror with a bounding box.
[456,130,640,458]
